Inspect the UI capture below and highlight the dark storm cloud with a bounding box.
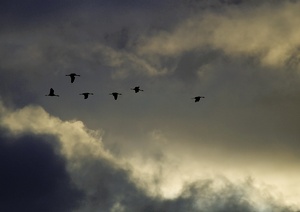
[0,129,83,212]
[0,102,298,211]
[1,107,294,212]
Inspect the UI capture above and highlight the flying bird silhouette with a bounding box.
[131,86,144,93]
[66,73,80,83]
[80,92,94,99]
[109,92,122,100]
[45,88,59,97]
[192,96,205,102]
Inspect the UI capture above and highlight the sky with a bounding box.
[1,0,300,211]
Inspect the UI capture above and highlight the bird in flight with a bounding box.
[131,86,144,93]
[66,73,80,83]
[192,96,205,102]
[80,92,94,99]
[109,92,122,100]
[45,88,59,97]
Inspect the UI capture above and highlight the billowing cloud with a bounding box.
[0,102,298,211]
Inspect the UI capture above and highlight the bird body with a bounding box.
[66,73,80,83]
[109,92,122,100]
[45,88,59,97]
[131,86,144,93]
[192,96,205,102]
[80,92,94,99]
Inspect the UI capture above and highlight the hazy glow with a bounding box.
[138,2,300,70]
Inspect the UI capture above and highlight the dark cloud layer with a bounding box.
[1,0,277,30]
[0,130,83,212]
[0,0,295,28]
[0,0,167,23]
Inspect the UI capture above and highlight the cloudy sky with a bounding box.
[1,0,300,211]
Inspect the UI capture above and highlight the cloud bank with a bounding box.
[0,102,298,211]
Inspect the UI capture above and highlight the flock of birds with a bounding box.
[45,73,205,102]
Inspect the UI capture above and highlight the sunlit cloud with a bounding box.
[0,102,299,211]
[138,1,300,70]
